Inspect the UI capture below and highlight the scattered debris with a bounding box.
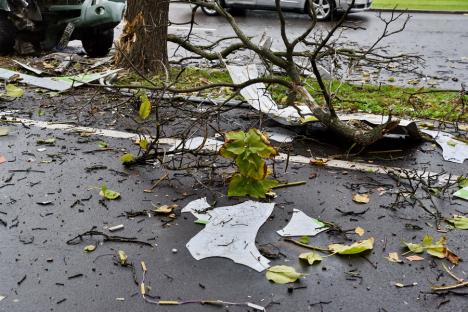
[354,226,365,236]
[183,199,275,272]
[403,235,461,264]
[386,252,403,263]
[84,245,96,253]
[421,130,468,164]
[108,224,125,232]
[276,209,327,237]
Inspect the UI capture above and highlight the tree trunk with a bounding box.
[115,0,169,74]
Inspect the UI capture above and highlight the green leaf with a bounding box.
[329,238,374,255]
[447,215,468,230]
[5,84,24,97]
[98,141,109,148]
[425,236,446,258]
[235,152,266,180]
[36,138,56,145]
[299,252,323,265]
[117,250,128,265]
[84,245,96,253]
[244,129,277,158]
[457,177,468,189]
[120,153,135,164]
[228,174,278,199]
[139,93,152,120]
[454,187,468,200]
[0,127,9,136]
[99,184,120,200]
[139,139,149,150]
[298,236,310,244]
[403,242,424,253]
[266,265,305,284]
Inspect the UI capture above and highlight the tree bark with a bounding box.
[115,0,169,74]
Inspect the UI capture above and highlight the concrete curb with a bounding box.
[370,8,468,15]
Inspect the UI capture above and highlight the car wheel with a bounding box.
[0,13,16,55]
[201,0,219,16]
[81,28,114,57]
[308,0,335,21]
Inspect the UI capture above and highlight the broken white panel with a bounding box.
[265,127,295,143]
[168,137,223,152]
[181,197,212,221]
[0,68,120,92]
[227,64,313,126]
[337,112,414,127]
[183,199,275,272]
[422,130,468,164]
[277,209,327,237]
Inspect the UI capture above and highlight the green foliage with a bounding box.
[329,238,374,255]
[299,252,323,265]
[120,153,135,164]
[266,265,305,284]
[139,93,152,120]
[403,235,447,258]
[447,215,468,230]
[99,183,121,200]
[220,129,278,198]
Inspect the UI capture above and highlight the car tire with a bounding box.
[201,0,220,16]
[306,0,335,21]
[81,28,114,58]
[0,13,16,55]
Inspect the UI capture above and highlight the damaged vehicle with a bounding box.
[0,0,126,56]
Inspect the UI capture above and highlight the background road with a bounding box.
[164,3,468,89]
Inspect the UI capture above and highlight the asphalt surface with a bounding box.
[1,90,467,312]
[163,3,468,90]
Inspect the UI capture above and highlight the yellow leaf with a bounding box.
[310,158,328,167]
[139,93,152,120]
[355,226,365,237]
[386,252,402,263]
[352,193,370,204]
[329,238,374,255]
[153,204,178,214]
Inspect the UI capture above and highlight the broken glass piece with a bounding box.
[183,199,274,272]
[277,209,327,237]
[421,130,468,164]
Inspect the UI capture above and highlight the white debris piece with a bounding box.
[0,295,5,302]
[183,199,275,272]
[108,224,124,232]
[421,130,468,164]
[277,209,327,237]
[227,64,313,126]
[0,68,120,92]
[265,127,295,143]
[168,137,223,152]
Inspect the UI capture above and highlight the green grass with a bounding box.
[120,67,467,122]
[372,0,468,11]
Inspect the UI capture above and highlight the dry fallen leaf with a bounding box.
[153,204,178,214]
[0,155,6,165]
[352,193,370,204]
[406,255,424,261]
[386,252,403,263]
[355,226,365,237]
[310,158,328,167]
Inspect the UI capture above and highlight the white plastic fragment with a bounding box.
[0,295,5,302]
[227,64,313,126]
[183,199,275,272]
[168,137,223,152]
[0,68,121,92]
[421,130,468,164]
[108,224,124,232]
[247,302,266,311]
[277,209,327,237]
[265,127,295,143]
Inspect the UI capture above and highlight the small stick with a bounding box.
[284,238,329,252]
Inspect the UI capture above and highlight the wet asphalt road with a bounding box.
[165,3,468,89]
[0,92,467,312]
